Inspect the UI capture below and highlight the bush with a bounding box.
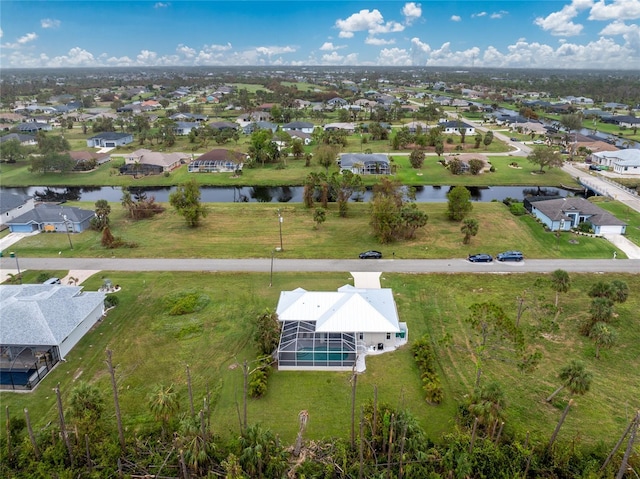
[248,355,273,398]
[509,203,527,216]
[576,221,593,233]
[104,295,120,308]
[411,335,444,404]
[36,272,50,283]
[163,291,210,316]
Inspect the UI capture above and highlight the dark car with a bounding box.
[468,253,493,263]
[510,137,518,141]
[589,164,601,171]
[359,250,383,259]
[496,251,524,262]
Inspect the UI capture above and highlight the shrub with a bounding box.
[248,355,273,398]
[36,272,50,283]
[411,335,444,404]
[576,221,593,233]
[163,291,210,316]
[509,203,527,216]
[104,295,120,308]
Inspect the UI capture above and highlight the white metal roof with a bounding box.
[276,285,400,333]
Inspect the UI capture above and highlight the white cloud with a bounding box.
[450,15,461,22]
[154,2,170,8]
[41,18,61,29]
[600,20,638,35]
[490,11,508,19]
[402,2,422,24]
[320,51,359,65]
[369,21,404,35]
[204,42,232,52]
[177,44,196,58]
[366,37,395,46]
[18,32,38,44]
[472,12,487,18]
[589,0,640,20]
[319,42,347,51]
[255,46,296,56]
[377,47,412,65]
[48,47,96,67]
[534,0,593,36]
[335,8,404,39]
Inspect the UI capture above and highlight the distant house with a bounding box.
[16,122,51,133]
[0,191,35,229]
[531,197,626,235]
[286,130,312,145]
[0,133,36,146]
[439,120,475,136]
[86,132,133,148]
[6,203,95,234]
[242,121,277,135]
[169,112,208,122]
[68,151,111,170]
[121,149,188,174]
[173,121,200,136]
[282,121,314,134]
[188,149,246,173]
[590,149,640,171]
[339,153,391,175]
[209,121,239,131]
[275,285,407,371]
[0,284,106,390]
[323,122,356,133]
[405,121,429,134]
[326,97,348,108]
[236,112,272,125]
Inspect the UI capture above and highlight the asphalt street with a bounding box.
[2,257,639,275]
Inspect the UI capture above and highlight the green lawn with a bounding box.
[9,201,622,259]
[1,271,637,446]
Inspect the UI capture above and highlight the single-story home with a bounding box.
[16,122,52,133]
[339,153,391,175]
[86,132,134,148]
[405,121,429,134]
[531,197,627,234]
[286,130,312,145]
[0,284,105,390]
[68,151,111,170]
[613,158,640,175]
[0,133,37,146]
[173,121,201,136]
[188,149,246,173]
[282,121,315,134]
[169,112,208,122]
[209,121,239,131]
[6,203,95,233]
[323,122,356,133]
[242,121,277,135]
[587,148,640,170]
[439,120,476,136]
[275,285,407,371]
[0,191,35,228]
[123,149,188,173]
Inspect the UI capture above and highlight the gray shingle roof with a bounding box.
[0,191,32,215]
[533,197,627,226]
[8,203,94,225]
[0,285,105,347]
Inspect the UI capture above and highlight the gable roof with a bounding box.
[340,153,389,168]
[0,285,105,347]
[533,197,627,226]
[87,132,132,140]
[196,149,246,162]
[276,285,400,333]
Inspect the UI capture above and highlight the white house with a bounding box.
[282,121,315,134]
[86,132,133,148]
[275,285,407,372]
[590,149,640,172]
[531,197,627,235]
[0,284,106,390]
[439,120,475,136]
[0,191,35,228]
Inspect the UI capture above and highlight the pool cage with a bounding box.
[0,345,59,391]
[277,321,359,370]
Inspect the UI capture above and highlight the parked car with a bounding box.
[589,164,601,171]
[496,251,524,262]
[533,140,544,145]
[510,137,517,141]
[468,253,493,263]
[43,277,61,285]
[359,250,383,259]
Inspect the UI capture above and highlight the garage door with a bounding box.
[599,225,624,235]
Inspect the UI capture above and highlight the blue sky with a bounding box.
[1,1,639,69]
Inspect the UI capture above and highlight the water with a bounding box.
[1,185,575,204]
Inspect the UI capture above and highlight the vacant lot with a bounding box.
[1,271,637,446]
[11,201,622,259]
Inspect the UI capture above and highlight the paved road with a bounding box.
[2,257,639,274]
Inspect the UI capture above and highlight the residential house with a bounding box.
[405,121,429,134]
[16,122,52,133]
[0,133,36,146]
[531,197,626,235]
[275,285,407,371]
[0,284,105,390]
[590,149,640,170]
[209,121,239,132]
[282,121,314,134]
[0,191,35,229]
[6,203,95,234]
[236,112,272,125]
[242,121,277,135]
[439,120,475,136]
[86,132,133,148]
[339,153,391,175]
[323,122,356,133]
[169,113,208,122]
[173,121,201,136]
[188,149,246,173]
[68,151,111,170]
[122,148,188,173]
[286,130,312,145]
[326,97,348,108]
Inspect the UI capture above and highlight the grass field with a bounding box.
[9,201,623,259]
[1,271,637,446]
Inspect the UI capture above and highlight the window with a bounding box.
[386,333,391,340]
[358,333,363,340]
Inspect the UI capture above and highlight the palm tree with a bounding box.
[460,219,479,244]
[550,269,571,307]
[148,384,180,437]
[590,322,617,359]
[546,360,592,402]
[468,382,506,437]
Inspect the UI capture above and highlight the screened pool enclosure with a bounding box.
[277,321,359,370]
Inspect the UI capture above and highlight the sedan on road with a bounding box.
[468,253,493,263]
[359,250,383,259]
